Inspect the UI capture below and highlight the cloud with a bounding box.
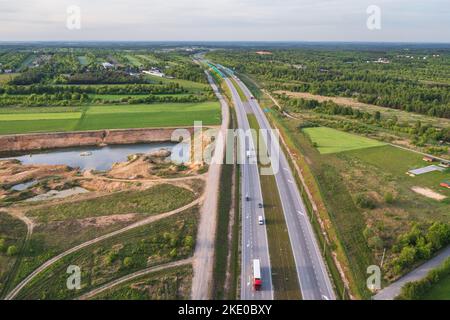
[0,0,448,41]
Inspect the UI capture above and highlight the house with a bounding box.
[142,68,165,78]
[423,156,435,163]
[101,62,114,69]
[440,181,450,189]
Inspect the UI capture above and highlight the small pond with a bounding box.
[2,142,190,171]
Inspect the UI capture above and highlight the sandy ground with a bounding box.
[191,71,229,300]
[411,186,447,201]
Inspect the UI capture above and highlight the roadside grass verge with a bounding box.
[211,163,234,299]
[15,207,199,300]
[230,78,248,102]
[90,264,193,300]
[248,114,301,300]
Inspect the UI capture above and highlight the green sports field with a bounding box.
[0,102,221,135]
[303,127,386,154]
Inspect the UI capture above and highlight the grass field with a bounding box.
[303,127,386,154]
[421,275,450,300]
[231,78,248,102]
[0,112,82,121]
[343,145,450,200]
[248,115,301,300]
[16,207,198,300]
[77,56,88,66]
[91,265,192,300]
[27,184,196,223]
[125,55,143,67]
[0,73,18,84]
[144,75,210,91]
[5,184,198,293]
[0,102,221,135]
[0,213,27,297]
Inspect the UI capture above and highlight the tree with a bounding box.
[426,222,450,251]
[6,245,18,256]
[183,236,194,248]
[169,248,177,258]
[0,238,5,252]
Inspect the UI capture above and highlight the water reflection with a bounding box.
[3,143,190,171]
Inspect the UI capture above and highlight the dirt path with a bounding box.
[191,70,229,300]
[80,171,207,183]
[77,258,193,300]
[4,197,203,300]
[263,89,299,120]
[4,208,35,238]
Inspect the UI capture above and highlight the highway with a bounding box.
[222,75,274,300]
[230,71,336,300]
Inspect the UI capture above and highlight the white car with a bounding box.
[258,216,264,225]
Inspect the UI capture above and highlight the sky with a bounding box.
[0,0,449,42]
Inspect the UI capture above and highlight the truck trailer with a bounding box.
[253,259,262,291]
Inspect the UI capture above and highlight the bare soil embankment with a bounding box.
[0,127,194,154]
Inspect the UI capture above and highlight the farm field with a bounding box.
[0,102,221,134]
[0,74,18,84]
[144,74,210,91]
[303,127,386,154]
[90,265,193,300]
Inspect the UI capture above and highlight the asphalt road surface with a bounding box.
[223,76,274,300]
[231,72,336,300]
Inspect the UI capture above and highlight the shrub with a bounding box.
[356,194,376,209]
[384,192,395,204]
[169,248,177,258]
[6,245,18,256]
[0,238,5,252]
[368,236,384,250]
[397,258,450,300]
[123,257,133,268]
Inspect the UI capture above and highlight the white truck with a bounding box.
[252,259,262,291]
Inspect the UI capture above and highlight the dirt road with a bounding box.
[4,197,202,300]
[191,70,229,300]
[77,258,193,300]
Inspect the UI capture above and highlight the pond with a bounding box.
[2,142,190,171]
[11,180,38,191]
